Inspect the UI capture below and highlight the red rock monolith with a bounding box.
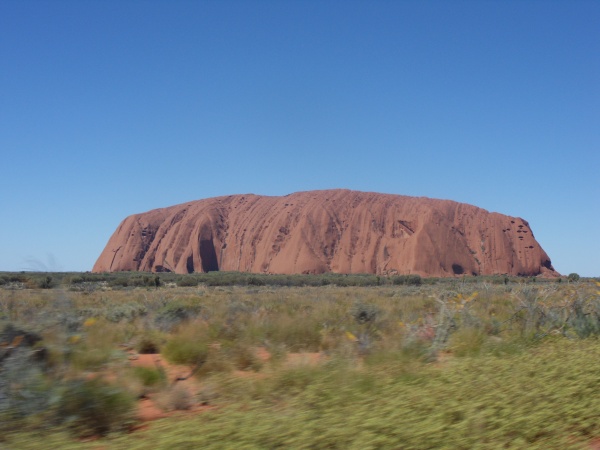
[93,189,558,277]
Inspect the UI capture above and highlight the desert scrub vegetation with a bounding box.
[0,270,428,290]
[5,338,600,449]
[91,338,600,449]
[0,276,599,448]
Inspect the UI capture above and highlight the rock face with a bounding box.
[93,189,558,277]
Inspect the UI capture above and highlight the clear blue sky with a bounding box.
[1,0,598,276]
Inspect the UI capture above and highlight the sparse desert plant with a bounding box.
[137,338,160,354]
[423,291,465,357]
[230,343,263,371]
[347,301,386,354]
[197,382,220,405]
[36,276,54,289]
[161,322,210,366]
[264,342,287,366]
[156,385,193,411]
[68,318,128,371]
[391,274,423,286]
[447,326,487,357]
[132,365,167,388]
[262,313,323,352]
[104,301,147,323]
[177,276,199,287]
[135,330,165,354]
[4,277,600,448]
[55,378,135,437]
[154,300,203,332]
[270,363,324,396]
[0,344,52,418]
[567,272,580,282]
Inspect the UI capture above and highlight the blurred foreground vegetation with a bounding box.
[1,271,599,448]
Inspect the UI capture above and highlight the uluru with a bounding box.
[93,189,558,277]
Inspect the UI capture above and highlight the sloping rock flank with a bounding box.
[93,190,558,277]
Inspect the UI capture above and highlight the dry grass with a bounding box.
[1,278,599,447]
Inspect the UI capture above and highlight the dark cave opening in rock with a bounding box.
[199,239,219,272]
[452,263,464,275]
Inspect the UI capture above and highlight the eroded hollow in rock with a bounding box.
[199,239,219,272]
[452,263,464,275]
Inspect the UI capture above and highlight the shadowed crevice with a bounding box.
[199,239,219,272]
[452,263,464,275]
[186,255,194,274]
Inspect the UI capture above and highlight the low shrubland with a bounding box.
[5,269,558,291]
[0,274,599,448]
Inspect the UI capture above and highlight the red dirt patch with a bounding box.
[285,352,323,367]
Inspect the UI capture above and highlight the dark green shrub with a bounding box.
[128,275,159,288]
[29,275,54,289]
[136,335,162,354]
[64,273,110,285]
[0,327,51,418]
[108,277,129,288]
[162,335,209,366]
[177,276,199,287]
[132,366,166,387]
[154,301,202,331]
[271,365,322,395]
[247,276,265,286]
[407,274,422,286]
[351,302,379,324]
[0,274,28,284]
[104,302,147,322]
[567,273,580,282]
[230,344,263,371]
[392,274,422,286]
[56,378,135,437]
[263,316,323,352]
[566,295,600,338]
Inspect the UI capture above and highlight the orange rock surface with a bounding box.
[93,189,558,277]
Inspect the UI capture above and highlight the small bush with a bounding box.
[270,364,323,396]
[69,320,127,371]
[350,302,379,324]
[136,335,162,354]
[156,385,192,411]
[154,301,202,331]
[230,344,263,371]
[56,378,135,437]
[128,275,160,288]
[0,347,52,418]
[392,274,423,286]
[37,276,54,289]
[162,335,209,366]
[447,327,486,357]
[197,382,220,405]
[177,277,199,287]
[132,366,166,388]
[263,315,323,352]
[104,302,147,323]
[567,273,580,282]
[108,277,129,288]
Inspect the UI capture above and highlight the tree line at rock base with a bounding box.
[0,271,589,290]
